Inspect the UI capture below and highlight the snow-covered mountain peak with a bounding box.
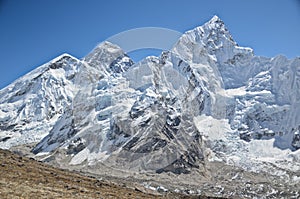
[50,53,76,62]
[204,15,227,33]
[0,53,80,96]
[84,41,125,65]
[172,16,253,66]
[208,15,222,23]
[0,53,82,149]
[83,41,134,74]
[1,17,300,197]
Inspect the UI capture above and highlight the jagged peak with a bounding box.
[50,53,79,64]
[83,41,126,69]
[172,16,254,65]
[208,15,223,24]
[201,15,230,37]
[83,41,135,75]
[173,16,232,49]
[130,56,160,67]
[95,41,124,52]
[0,53,81,93]
[85,41,125,59]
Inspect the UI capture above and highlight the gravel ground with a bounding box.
[0,149,217,199]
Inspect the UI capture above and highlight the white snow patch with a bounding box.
[35,152,50,157]
[220,87,246,97]
[87,151,110,165]
[193,115,232,140]
[248,139,291,161]
[70,148,90,165]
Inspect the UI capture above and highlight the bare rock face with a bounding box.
[292,129,300,150]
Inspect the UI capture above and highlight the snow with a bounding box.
[292,175,300,182]
[194,115,231,141]
[0,53,81,149]
[221,87,246,96]
[70,148,90,165]
[35,152,50,157]
[248,139,291,160]
[1,16,300,180]
[0,109,10,122]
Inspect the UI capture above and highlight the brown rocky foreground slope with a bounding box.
[0,149,217,199]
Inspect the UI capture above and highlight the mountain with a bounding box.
[0,54,81,148]
[1,16,300,197]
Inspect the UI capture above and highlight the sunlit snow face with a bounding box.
[294,65,300,93]
[279,65,286,74]
[295,64,300,77]
[275,64,290,83]
[288,61,300,88]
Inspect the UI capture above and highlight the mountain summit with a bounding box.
[0,16,300,197]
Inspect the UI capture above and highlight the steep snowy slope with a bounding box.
[33,52,213,173]
[30,18,244,174]
[172,15,254,88]
[230,56,300,149]
[31,42,135,155]
[1,16,300,196]
[173,17,300,170]
[0,42,134,150]
[0,54,81,148]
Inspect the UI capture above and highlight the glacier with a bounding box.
[0,16,300,197]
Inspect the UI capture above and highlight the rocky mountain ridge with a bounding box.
[1,16,300,197]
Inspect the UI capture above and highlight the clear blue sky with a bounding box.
[0,0,300,89]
